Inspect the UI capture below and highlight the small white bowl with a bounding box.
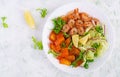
[42,1,114,75]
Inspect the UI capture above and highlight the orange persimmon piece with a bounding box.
[55,32,65,45]
[60,48,69,57]
[50,43,56,51]
[65,55,75,62]
[55,44,61,52]
[50,43,61,52]
[49,31,56,41]
[65,37,71,47]
[59,58,71,66]
[70,46,80,56]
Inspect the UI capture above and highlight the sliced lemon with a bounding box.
[24,10,35,29]
[79,34,90,45]
[72,34,79,48]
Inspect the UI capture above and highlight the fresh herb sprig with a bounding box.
[95,25,104,36]
[32,36,43,50]
[48,49,59,57]
[92,42,100,49]
[1,17,8,28]
[71,52,84,67]
[63,32,70,38]
[84,59,94,69]
[36,8,47,18]
[52,17,65,34]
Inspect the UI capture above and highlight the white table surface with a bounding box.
[0,0,119,77]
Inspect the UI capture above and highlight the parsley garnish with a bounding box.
[68,42,73,50]
[61,42,66,48]
[84,61,89,69]
[71,52,84,67]
[32,36,43,50]
[1,17,8,28]
[48,49,59,57]
[95,25,103,34]
[92,42,100,49]
[52,17,65,34]
[84,59,94,69]
[63,32,70,38]
[36,8,47,18]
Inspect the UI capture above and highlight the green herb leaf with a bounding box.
[92,42,100,49]
[3,23,8,28]
[32,36,43,50]
[36,8,47,18]
[84,62,89,69]
[1,17,8,28]
[48,49,59,57]
[95,25,103,34]
[52,17,65,34]
[37,41,43,50]
[68,42,73,50]
[1,17,6,22]
[61,42,66,48]
[71,52,84,67]
[63,32,70,38]
[87,59,94,62]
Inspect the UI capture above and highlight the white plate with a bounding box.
[42,1,114,75]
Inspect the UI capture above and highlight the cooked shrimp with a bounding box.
[77,27,84,35]
[68,19,75,27]
[62,24,70,33]
[67,14,74,20]
[74,8,79,14]
[80,12,91,21]
[75,20,83,26]
[73,8,80,20]
[83,21,93,27]
[69,27,78,35]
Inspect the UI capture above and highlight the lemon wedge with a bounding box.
[72,34,79,48]
[24,10,35,29]
[79,34,90,45]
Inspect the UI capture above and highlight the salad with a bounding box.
[48,8,108,69]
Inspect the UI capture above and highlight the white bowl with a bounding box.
[42,1,114,75]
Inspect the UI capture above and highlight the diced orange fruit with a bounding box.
[59,58,71,66]
[49,43,61,52]
[60,48,69,57]
[70,46,80,56]
[65,37,71,47]
[55,32,65,45]
[50,43,56,51]
[49,31,56,41]
[65,55,75,61]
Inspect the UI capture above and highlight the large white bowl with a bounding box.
[42,1,114,75]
